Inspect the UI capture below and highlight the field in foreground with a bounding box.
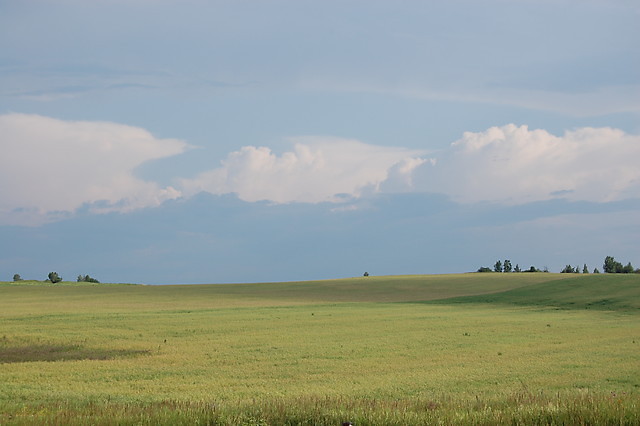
[1,273,639,425]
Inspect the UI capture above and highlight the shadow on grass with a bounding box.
[0,343,150,363]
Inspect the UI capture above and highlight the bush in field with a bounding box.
[47,272,62,283]
[477,267,492,273]
[13,274,22,281]
[494,260,503,273]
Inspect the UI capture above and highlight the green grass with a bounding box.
[1,273,639,424]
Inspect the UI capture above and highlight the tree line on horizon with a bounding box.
[477,256,639,274]
[11,272,100,283]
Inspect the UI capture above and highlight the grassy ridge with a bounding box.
[426,273,640,311]
[1,273,639,425]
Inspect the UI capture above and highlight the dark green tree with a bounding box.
[363,272,369,277]
[477,266,492,272]
[622,262,635,274]
[561,265,575,273]
[514,264,521,273]
[47,272,62,283]
[13,274,22,281]
[503,259,512,273]
[603,256,623,273]
[494,260,503,273]
[593,268,600,274]
[582,264,589,274]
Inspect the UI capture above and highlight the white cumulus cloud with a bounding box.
[414,124,640,204]
[180,137,427,203]
[0,113,188,226]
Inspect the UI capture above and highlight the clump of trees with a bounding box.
[478,256,638,274]
[77,274,100,283]
[603,256,638,274]
[477,259,546,273]
[560,265,580,274]
[13,274,22,282]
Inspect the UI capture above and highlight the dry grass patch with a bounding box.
[0,337,150,364]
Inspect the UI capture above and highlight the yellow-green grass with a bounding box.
[0,273,569,314]
[1,273,639,424]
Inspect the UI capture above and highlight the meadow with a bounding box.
[1,273,639,425]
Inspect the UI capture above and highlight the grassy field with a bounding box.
[1,273,639,424]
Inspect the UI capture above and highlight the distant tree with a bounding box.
[561,265,575,274]
[494,260,503,273]
[13,274,22,281]
[514,264,521,273]
[47,272,62,283]
[503,259,512,273]
[477,266,492,273]
[363,272,369,277]
[593,268,600,274]
[582,264,589,274]
[543,266,549,273]
[525,266,540,273]
[622,262,635,274]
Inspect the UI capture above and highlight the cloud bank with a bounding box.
[416,124,640,204]
[3,114,639,227]
[180,137,427,203]
[0,114,187,226]
[182,125,640,208]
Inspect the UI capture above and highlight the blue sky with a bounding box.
[1,0,639,283]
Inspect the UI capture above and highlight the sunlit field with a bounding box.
[1,273,639,425]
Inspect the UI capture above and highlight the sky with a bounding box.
[1,0,639,284]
